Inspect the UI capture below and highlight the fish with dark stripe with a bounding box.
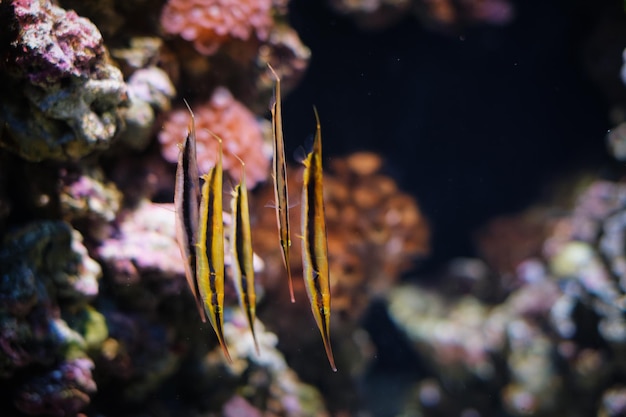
[268,63,295,303]
[196,132,232,363]
[300,107,337,372]
[230,156,260,355]
[174,101,206,323]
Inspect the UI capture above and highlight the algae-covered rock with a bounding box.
[0,0,128,161]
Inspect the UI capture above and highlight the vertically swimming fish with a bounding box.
[268,63,295,303]
[300,107,337,372]
[196,132,232,363]
[174,101,206,323]
[230,156,260,355]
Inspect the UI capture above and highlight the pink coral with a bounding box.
[160,0,273,55]
[159,87,270,188]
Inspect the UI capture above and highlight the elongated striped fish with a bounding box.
[196,133,232,363]
[174,101,206,323]
[230,157,260,355]
[268,63,295,303]
[300,108,337,372]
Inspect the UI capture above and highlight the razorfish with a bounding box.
[300,107,337,372]
[268,63,295,303]
[174,101,206,323]
[196,132,232,363]
[230,156,260,355]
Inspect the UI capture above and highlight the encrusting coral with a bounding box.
[159,86,271,188]
[160,0,274,56]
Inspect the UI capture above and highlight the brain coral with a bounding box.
[159,87,270,188]
[160,0,273,55]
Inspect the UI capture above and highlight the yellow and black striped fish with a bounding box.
[300,108,337,372]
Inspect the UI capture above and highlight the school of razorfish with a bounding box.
[173,65,337,372]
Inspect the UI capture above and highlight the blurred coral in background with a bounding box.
[158,86,271,188]
[160,0,273,55]
[326,0,514,30]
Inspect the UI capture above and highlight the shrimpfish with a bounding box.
[174,101,206,323]
[230,156,260,355]
[268,63,295,303]
[196,132,232,363]
[300,107,337,372]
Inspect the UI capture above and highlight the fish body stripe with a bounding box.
[230,164,260,354]
[196,137,232,363]
[269,64,295,302]
[175,120,206,322]
[301,109,337,372]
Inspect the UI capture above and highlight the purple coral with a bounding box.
[14,358,97,416]
[3,0,106,87]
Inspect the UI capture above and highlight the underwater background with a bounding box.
[1,0,626,416]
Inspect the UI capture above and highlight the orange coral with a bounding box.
[160,0,273,55]
[158,87,270,188]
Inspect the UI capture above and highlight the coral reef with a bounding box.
[0,0,334,416]
[160,0,273,56]
[158,87,271,188]
[59,165,123,241]
[0,0,128,161]
[389,178,626,416]
[98,199,196,286]
[0,221,104,414]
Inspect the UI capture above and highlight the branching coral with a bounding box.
[158,87,271,188]
[160,0,273,55]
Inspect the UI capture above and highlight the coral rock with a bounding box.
[0,0,128,161]
[2,0,106,87]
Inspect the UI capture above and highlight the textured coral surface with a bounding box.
[161,0,273,55]
[159,86,271,188]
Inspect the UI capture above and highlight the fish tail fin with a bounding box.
[285,255,295,303]
[319,317,337,372]
[316,305,337,372]
[215,323,233,364]
[322,333,337,372]
[247,311,261,356]
[207,306,233,364]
